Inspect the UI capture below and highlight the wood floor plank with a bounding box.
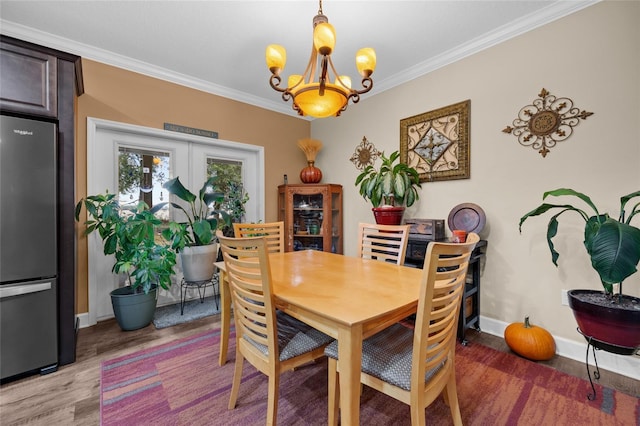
[0,314,636,425]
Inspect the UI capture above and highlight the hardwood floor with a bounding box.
[0,315,637,425]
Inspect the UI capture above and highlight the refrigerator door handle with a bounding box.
[0,282,52,299]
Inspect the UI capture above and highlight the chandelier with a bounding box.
[265,0,376,118]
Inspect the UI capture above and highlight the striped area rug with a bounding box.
[101,328,639,425]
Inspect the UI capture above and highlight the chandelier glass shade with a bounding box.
[265,1,376,118]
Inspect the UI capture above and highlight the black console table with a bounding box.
[404,238,488,345]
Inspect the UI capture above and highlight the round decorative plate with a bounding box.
[448,203,486,234]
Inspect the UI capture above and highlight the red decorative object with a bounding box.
[300,161,322,183]
[372,206,405,225]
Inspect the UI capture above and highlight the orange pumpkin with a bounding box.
[504,316,556,361]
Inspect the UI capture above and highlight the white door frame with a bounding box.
[84,117,265,326]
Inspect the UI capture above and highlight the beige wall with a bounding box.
[75,60,311,313]
[74,1,640,351]
[312,1,640,347]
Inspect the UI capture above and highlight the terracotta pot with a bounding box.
[300,161,322,184]
[372,206,405,225]
[568,289,640,355]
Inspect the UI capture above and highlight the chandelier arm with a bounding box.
[307,45,318,87]
[326,56,341,84]
[319,56,329,96]
[357,77,373,94]
[269,74,287,93]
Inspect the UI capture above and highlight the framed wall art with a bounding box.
[400,100,470,183]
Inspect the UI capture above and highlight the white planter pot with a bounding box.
[180,244,218,282]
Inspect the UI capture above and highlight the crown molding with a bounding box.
[0,19,300,118]
[0,1,598,119]
[374,0,599,95]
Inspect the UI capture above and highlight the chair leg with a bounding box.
[410,399,426,426]
[327,358,340,426]
[266,373,280,426]
[228,347,244,410]
[444,376,462,426]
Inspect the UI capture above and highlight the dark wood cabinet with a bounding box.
[0,42,58,117]
[278,184,343,254]
[405,238,487,345]
[1,35,83,367]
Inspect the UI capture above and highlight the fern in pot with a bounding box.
[519,188,640,354]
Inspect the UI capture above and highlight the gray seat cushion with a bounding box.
[244,310,333,362]
[324,323,444,391]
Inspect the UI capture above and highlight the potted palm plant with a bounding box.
[153,176,231,282]
[355,150,422,225]
[75,192,183,331]
[519,188,640,354]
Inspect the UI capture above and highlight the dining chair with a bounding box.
[218,235,333,425]
[325,233,480,426]
[357,222,411,265]
[233,221,285,253]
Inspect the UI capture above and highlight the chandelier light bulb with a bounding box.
[335,75,351,90]
[266,44,286,73]
[313,22,336,56]
[356,48,376,77]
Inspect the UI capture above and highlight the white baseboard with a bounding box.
[76,312,92,329]
[479,316,640,381]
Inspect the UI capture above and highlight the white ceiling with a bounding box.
[0,0,597,118]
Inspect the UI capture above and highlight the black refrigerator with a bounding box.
[0,114,58,380]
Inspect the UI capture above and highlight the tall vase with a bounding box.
[297,138,323,184]
[300,161,322,184]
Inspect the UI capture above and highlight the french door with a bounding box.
[86,118,264,325]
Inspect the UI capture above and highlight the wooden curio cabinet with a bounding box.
[278,184,343,254]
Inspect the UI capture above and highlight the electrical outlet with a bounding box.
[561,289,569,306]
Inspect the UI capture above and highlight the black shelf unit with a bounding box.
[405,237,488,345]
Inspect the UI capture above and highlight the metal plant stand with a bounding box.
[577,328,638,401]
[578,329,601,401]
[180,274,219,315]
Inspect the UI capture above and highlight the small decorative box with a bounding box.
[404,218,445,241]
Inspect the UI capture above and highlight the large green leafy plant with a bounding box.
[519,188,640,296]
[152,176,231,249]
[75,192,182,294]
[355,150,421,207]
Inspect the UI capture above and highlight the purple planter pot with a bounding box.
[568,289,640,355]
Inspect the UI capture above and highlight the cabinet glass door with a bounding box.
[293,192,324,251]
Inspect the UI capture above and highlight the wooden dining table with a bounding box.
[215,249,423,426]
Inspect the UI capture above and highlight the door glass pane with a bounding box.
[206,158,248,232]
[118,147,170,223]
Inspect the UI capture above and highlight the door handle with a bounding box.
[0,282,52,299]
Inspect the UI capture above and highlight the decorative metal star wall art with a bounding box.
[350,136,381,170]
[502,88,594,158]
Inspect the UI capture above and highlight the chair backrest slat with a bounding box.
[233,221,285,253]
[357,223,411,265]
